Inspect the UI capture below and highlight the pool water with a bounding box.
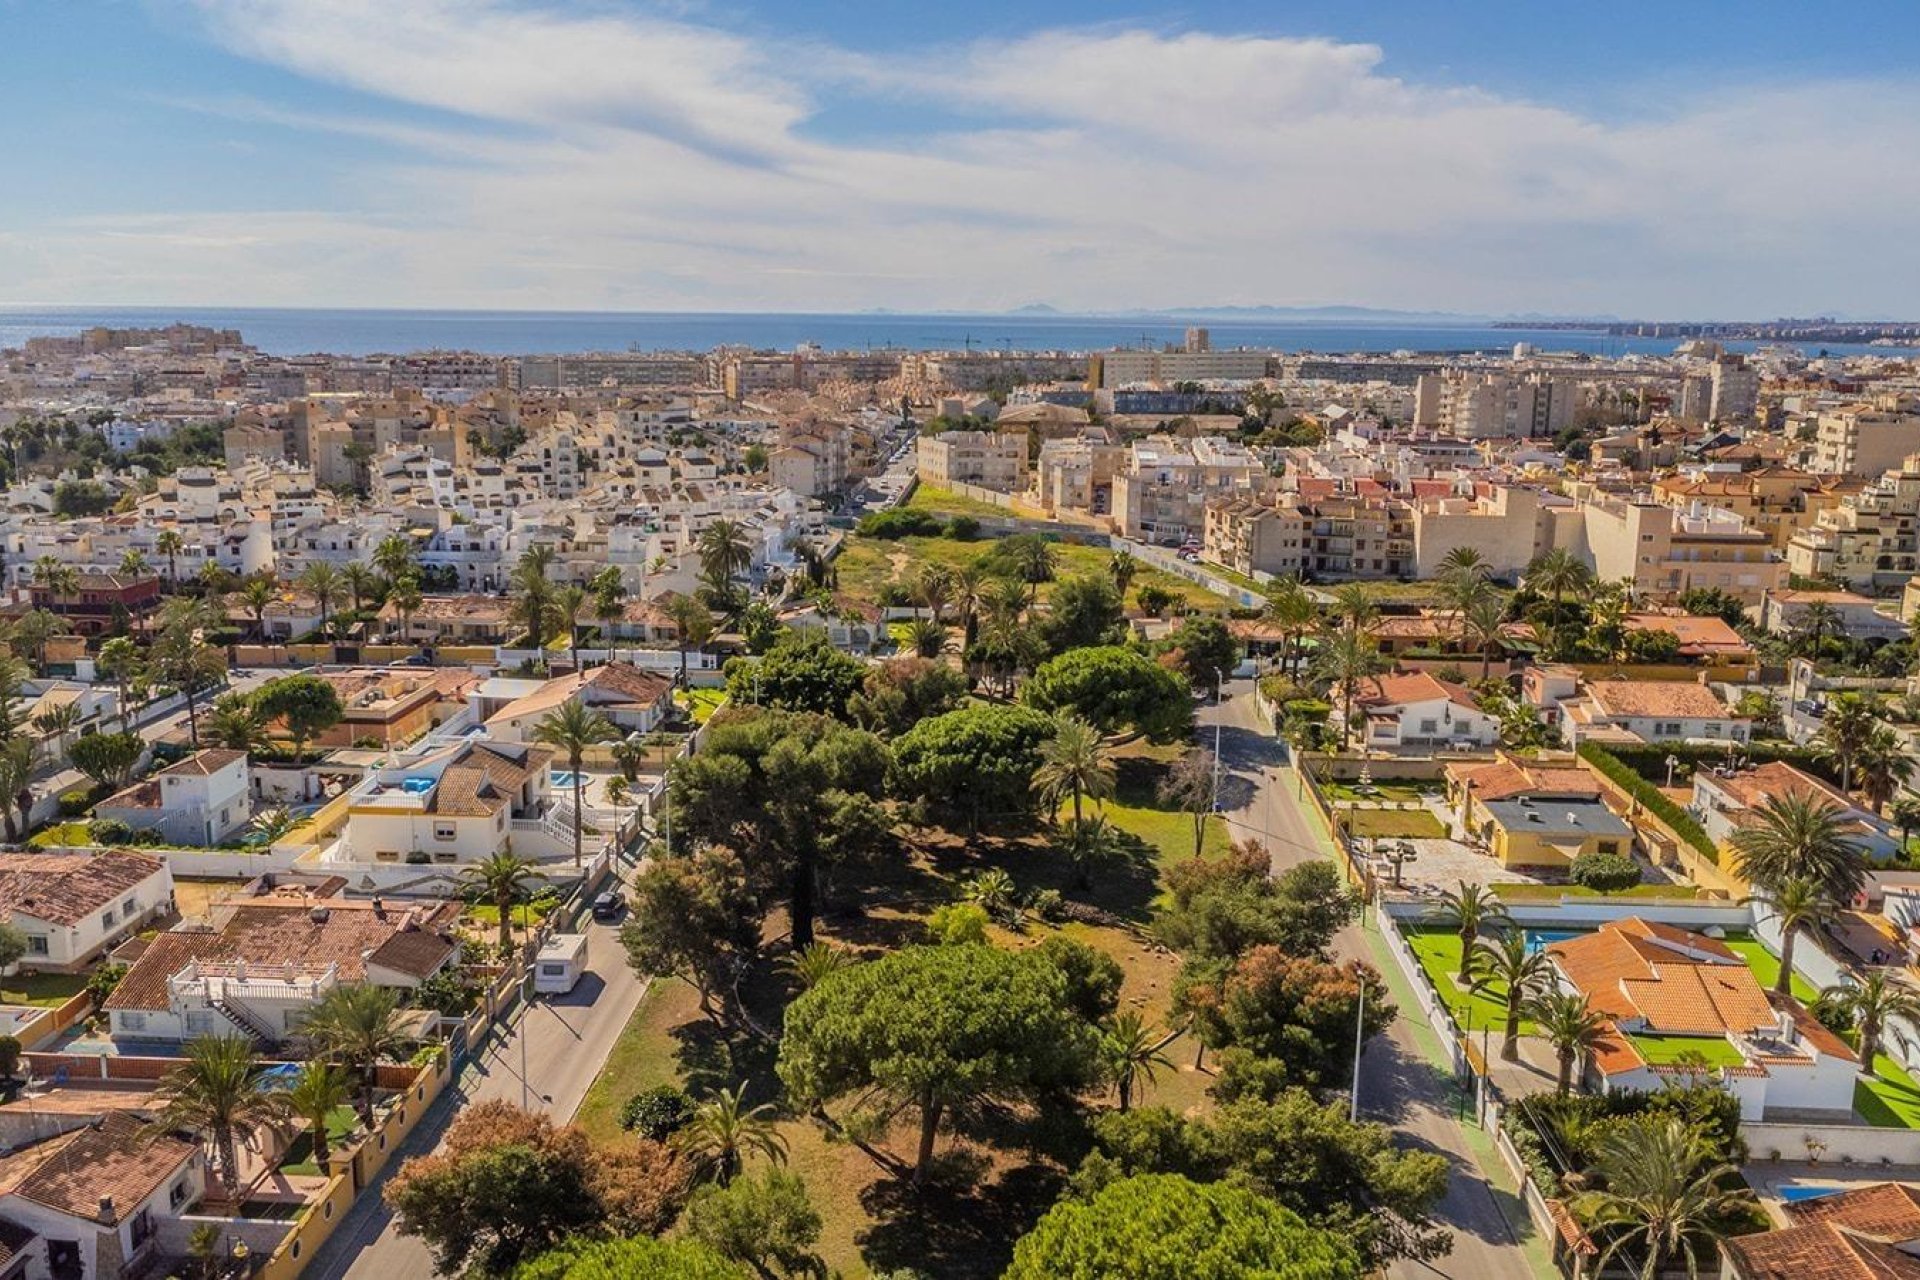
[551,770,583,788]
[1525,928,1587,954]
[400,777,434,794]
[1778,1185,1842,1204]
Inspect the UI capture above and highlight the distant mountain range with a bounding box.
[921,303,1625,324]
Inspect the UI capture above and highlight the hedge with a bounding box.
[1577,741,1718,861]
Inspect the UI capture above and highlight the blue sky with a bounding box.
[3,1,1918,315]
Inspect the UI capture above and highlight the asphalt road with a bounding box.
[1199,683,1543,1280]
[306,917,649,1280]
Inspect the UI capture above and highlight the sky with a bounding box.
[2,0,1919,317]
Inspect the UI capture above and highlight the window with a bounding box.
[25,935,47,956]
[1598,841,1620,856]
[1418,720,1438,735]
[169,1179,189,1210]
[123,896,137,915]
[130,1207,154,1248]
[102,909,117,928]
[121,1012,147,1032]
[433,821,457,841]
[541,963,568,978]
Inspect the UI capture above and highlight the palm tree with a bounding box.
[297,562,344,642]
[1728,792,1867,905]
[1262,575,1316,677]
[1577,1115,1744,1280]
[664,594,715,687]
[511,546,559,653]
[10,609,56,676]
[1469,929,1553,1060]
[1817,692,1883,795]
[912,565,952,623]
[1108,551,1140,598]
[0,739,33,843]
[206,694,271,755]
[119,548,150,577]
[249,806,299,845]
[1792,601,1844,656]
[1526,547,1591,613]
[1461,589,1509,681]
[697,519,754,593]
[1105,1010,1176,1111]
[951,564,989,649]
[1005,537,1057,604]
[1439,546,1488,583]
[1855,722,1913,815]
[1033,714,1116,832]
[302,984,411,1128]
[156,529,186,588]
[238,576,278,640]
[903,616,948,659]
[1328,582,1377,634]
[531,702,618,866]
[31,702,81,757]
[1525,990,1610,1095]
[779,942,854,991]
[674,1085,788,1185]
[1313,627,1383,749]
[1438,882,1510,984]
[1827,970,1920,1076]
[341,562,378,616]
[555,584,588,671]
[283,1060,353,1176]
[34,558,78,622]
[148,1035,292,1198]
[372,534,416,584]
[461,849,547,955]
[387,575,423,643]
[1747,876,1837,997]
[97,635,142,728]
[964,868,1018,922]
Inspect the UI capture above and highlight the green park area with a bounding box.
[832,532,1229,614]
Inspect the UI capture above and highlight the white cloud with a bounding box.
[9,2,1919,314]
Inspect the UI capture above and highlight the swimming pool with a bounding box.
[1525,928,1587,954]
[400,777,434,795]
[1778,1185,1843,1204]
[551,770,583,788]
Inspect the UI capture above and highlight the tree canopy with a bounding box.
[253,673,345,755]
[889,702,1055,831]
[511,1237,746,1280]
[776,944,1102,1180]
[1003,1173,1362,1280]
[1035,573,1127,654]
[1022,646,1195,743]
[724,631,869,720]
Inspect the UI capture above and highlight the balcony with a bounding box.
[167,959,341,1007]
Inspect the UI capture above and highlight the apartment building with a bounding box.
[916,430,1031,493]
[1090,349,1271,389]
[769,427,850,498]
[1784,460,1920,590]
[1708,356,1760,421]
[1110,436,1262,544]
[1413,371,1574,439]
[1579,495,1786,603]
[1299,494,1415,579]
[1410,484,1563,579]
[1203,497,1307,578]
[1650,468,1847,550]
[1810,399,1920,477]
[1033,431,1125,515]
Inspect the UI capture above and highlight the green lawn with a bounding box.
[1402,927,1535,1037]
[1628,1033,1744,1068]
[1853,1049,1920,1129]
[1325,781,1440,804]
[1491,883,1707,902]
[905,484,1020,519]
[676,687,727,724]
[463,899,558,928]
[27,821,92,849]
[1098,799,1230,867]
[834,534,1229,613]
[1342,808,1445,839]
[278,1106,361,1176]
[1722,937,1820,1005]
[0,972,88,1007]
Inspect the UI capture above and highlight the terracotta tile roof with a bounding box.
[13,1111,196,1224]
[1584,680,1738,721]
[157,748,247,778]
[1549,918,1772,1039]
[1623,612,1752,656]
[0,850,166,927]
[104,899,460,1012]
[1446,756,1600,802]
[1725,1183,1920,1280]
[1346,671,1481,713]
[1705,762,1856,815]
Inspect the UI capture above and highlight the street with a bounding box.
[306,917,648,1280]
[1199,682,1546,1280]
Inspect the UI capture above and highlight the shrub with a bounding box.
[856,509,944,540]
[57,787,96,818]
[1031,888,1066,922]
[925,901,990,945]
[405,849,432,865]
[1577,743,1717,860]
[1569,851,1641,893]
[0,1035,19,1080]
[945,516,981,541]
[620,1085,695,1140]
[87,818,135,845]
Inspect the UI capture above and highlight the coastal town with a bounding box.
[0,316,1915,1278]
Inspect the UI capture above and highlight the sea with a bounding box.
[0,305,1912,360]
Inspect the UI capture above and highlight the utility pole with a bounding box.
[1349,971,1366,1122]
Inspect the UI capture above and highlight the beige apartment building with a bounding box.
[1649,468,1848,551]
[1111,436,1263,544]
[1410,484,1566,579]
[917,430,1031,494]
[1034,430,1125,516]
[1090,349,1271,389]
[1579,495,1785,603]
[1785,459,1920,590]
[1205,497,1308,578]
[1412,371,1574,439]
[770,428,850,498]
[1810,399,1920,477]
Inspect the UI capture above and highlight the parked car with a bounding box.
[591,890,625,921]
